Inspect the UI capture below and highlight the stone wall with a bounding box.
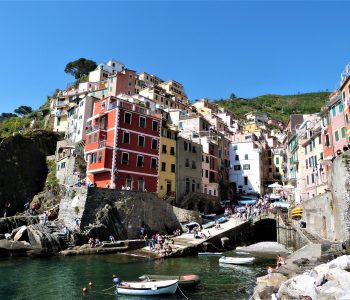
[329,153,350,242]
[277,221,309,251]
[302,192,336,240]
[58,187,201,241]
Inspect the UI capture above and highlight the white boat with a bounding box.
[198,252,223,256]
[219,256,255,265]
[115,279,178,296]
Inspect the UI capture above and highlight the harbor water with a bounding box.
[0,252,273,300]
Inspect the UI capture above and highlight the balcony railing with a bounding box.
[55,110,66,117]
[86,125,107,134]
[98,140,113,148]
[55,101,67,107]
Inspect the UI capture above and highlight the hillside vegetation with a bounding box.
[215,92,330,123]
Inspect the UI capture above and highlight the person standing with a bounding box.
[42,211,47,225]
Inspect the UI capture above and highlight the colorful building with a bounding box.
[158,126,177,199]
[85,96,161,192]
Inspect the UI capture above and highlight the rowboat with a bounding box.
[219,256,255,265]
[139,274,200,288]
[198,252,223,256]
[115,279,178,296]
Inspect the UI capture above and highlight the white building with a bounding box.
[89,59,125,83]
[229,135,263,195]
[66,95,95,144]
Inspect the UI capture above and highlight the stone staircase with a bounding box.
[46,222,74,249]
[301,229,324,244]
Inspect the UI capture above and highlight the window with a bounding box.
[91,153,97,163]
[151,158,157,169]
[339,101,343,113]
[205,170,209,177]
[335,130,339,142]
[98,151,102,162]
[320,152,324,159]
[306,159,308,169]
[192,146,196,153]
[307,175,309,184]
[276,157,279,164]
[61,162,66,169]
[325,134,330,147]
[341,127,346,139]
[138,177,145,192]
[151,139,157,149]
[88,135,92,144]
[184,141,188,151]
[122,153,129,165]
[244,176,248,185]
[170,147,175,155]
[235,155,239,161]
[171,164,175,173]
[346,114,349,126]
[161,162,166,172]
[137,156,144,167]
[152,120,159,131]
[305,147,308,155]
[185,158,190,167]
[123,132,130,144]
[139,117,146,128]
[234,165,241,170]
[138,136,145,147]
[243,164,250,170]
[318,135,322,144]
[269,167,272,172]
[244,154,248,160]
[191,161,196,169]
[101,101,106,109]
[332,106,336,117]
[93,133,97,143]
[233,145,238,150]
[276,167,279,173]
[124,112,131,124]
[162,145,167,154]
[206,156,209,163]
[311,173,315,184]
[269,158,272,165]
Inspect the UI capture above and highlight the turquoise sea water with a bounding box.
[0,252,273,300]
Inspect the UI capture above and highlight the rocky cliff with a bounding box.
[0,131,60,216]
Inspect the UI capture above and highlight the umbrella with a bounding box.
[283,184,295,189]
[268,182,283,188]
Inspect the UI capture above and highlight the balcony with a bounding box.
[98,140,113,149]
[55,110,66,117]
[86,125,107,134]
[55,101,67,108]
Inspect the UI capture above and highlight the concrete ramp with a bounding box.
[286,243,322,264]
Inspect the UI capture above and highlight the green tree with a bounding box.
[14,105,33,116]
[0,113,17,122]
[64,58,97,79]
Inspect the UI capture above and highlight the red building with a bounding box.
[85,96,161,192]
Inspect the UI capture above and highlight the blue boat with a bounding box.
[217,217,228,224]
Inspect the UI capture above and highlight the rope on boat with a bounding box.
[101,284,117,292]
[177,283,189,299]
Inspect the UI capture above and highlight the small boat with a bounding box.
[115,279,178,296]
[139,274,200,288]
[202,221,215,229]
[198,252,223,256]
[201,213,216,219]
[217,216,228,224]
[219,256,255,265]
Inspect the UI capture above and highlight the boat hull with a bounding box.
[219,256,255,265]
[116,280,178,296]
[139,274,199,288]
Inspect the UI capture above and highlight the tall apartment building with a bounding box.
[229,133,263,195]
[85,96,161,192]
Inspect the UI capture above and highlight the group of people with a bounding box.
[267,255,286,276]
[143,232,174,253]
[88,237,102,247]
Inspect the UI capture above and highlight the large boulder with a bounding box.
[327,255,350,270]
[317,268,350,299]
[278,273,317,300]
[0,239,32,257]
[26,224,62,255]
[13,226,28,242]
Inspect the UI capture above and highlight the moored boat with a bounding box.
[217,216,228,224]
[219,256,255,265]
[115,279,178,296]
[198,252,223,256]
[139,274,200,288]
[202,221,215,229]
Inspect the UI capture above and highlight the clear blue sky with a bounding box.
[0,1,349,114]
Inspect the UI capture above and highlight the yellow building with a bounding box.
[243,122,266,133]
[158,126,177,199]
